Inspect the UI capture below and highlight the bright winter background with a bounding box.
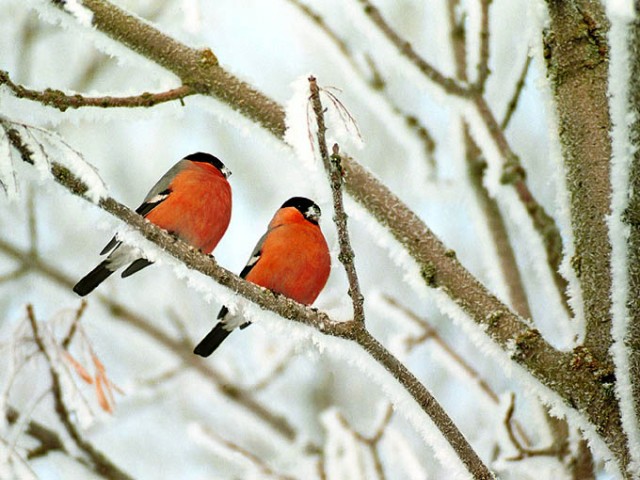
[0,0,636,479]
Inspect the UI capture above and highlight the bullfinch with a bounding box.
[193,197,331,357]
[73,152,232,296]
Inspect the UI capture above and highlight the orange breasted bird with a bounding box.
[73,152,232,296]
[194,197,331,357]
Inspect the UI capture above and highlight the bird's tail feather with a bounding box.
[73,261,115,296]
[193,323,232,357]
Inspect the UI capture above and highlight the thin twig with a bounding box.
[5,405,66,459]
[26,305,134,480]
[0,69,195,111]
[249,351,295,392]
[503,393,568,461]
[500,55,531,131]
[198,427,299,480]
[286,0,437,165]
[61,300,88,349]
[308,76,366,324]
[356,0,468,96]
[335,405,393,480]
[26,187,38,257]
[0,267,28,283]
[474,0,492,92]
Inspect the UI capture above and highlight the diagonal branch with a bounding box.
[355,0,468,96]
[69,0,286,136]
[5,405,66,459]
[7,122,493,477]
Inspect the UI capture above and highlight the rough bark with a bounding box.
[621,1,640,465]
[544,1,614,369]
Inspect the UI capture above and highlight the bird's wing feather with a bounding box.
[135,160,188,217]
[238,230,271,279]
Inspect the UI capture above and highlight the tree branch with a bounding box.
[0,69,196,111]
[5,117,493,477]
[5,405,66,459]
[543,0,617,412]
[66,0,286,136]
[308,77,365,324]
[500,55,531,131]
[355,0,469,96]
[474,0,491,92]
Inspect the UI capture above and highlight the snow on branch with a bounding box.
[0,69,197,111]
[308,76,366,325]
[0,117,106,202]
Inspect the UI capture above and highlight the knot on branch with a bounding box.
[512,328,541,359]
[420,262,437,287]
[199,48,218,67]
[570,346,616,388]
[500,155,526,185]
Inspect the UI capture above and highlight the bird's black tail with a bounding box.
[193,324,232,357]
[73,261,115,296]
[194,306,233,357]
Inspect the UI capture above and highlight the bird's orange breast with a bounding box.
[246,221,330,305]
[145,162,232,253]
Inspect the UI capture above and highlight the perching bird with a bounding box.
[73,152,232,296]
[194,196,331,357]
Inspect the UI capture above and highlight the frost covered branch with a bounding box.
[308,76,365,324]
[50,0,286,136]
[26,304,134,480]
[61,300,87,349]
[47,157,494,479]
[0,69,196,111]
[3,126,494,476]
[359,0,569,314]
[444,4,532,319]
[543,0,614,370]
